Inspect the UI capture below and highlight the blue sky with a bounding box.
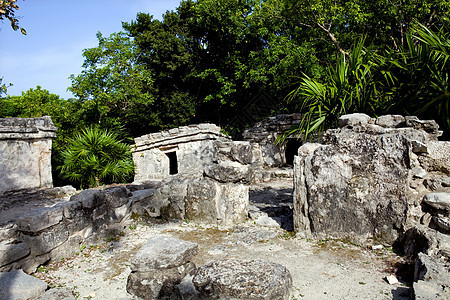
[0,0,182,99]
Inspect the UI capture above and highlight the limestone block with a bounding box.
[0,269,47,300]
[418,141,450,173]
[16,206,63,233]
[130,235,198,272]
[193,259,292,300]
[0,241,30,268]
[49,235,83,261]
[216,183,248,225]
[20,223,69,255]
[413,253,450,299]
[103,186,130,208]
[294,129,411,243]
[424,177,450,192]
[185,178,219,224]
[338,113,372,127]
[375,115,406,128]
[35,288,76,300]
[204,160,252,183]
[127,262,195,300]
[185,178,248,225]
[423,192,450,211]
[69,189,105,209]
[405,116,442,140]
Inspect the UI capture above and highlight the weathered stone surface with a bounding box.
[0,116,57,194]
[185,178,219,224]
[434,215,450,232]
[215,183,248,226]
[103,186,130,208]
[0,269,47,300]
[0,241,30,268]
[424,177,450,192]
[413,253,450,299]
[418,141,450,173]
[127,262,195,300]
[16,206,63,232]
[215,140,254,165]
[338,113,372,127]
[131,235,198,272]
[49,235,83,261]
[34,288,76,300]
[375,115,405,128]
[193,259,292,300]
[242,113,303,168]
[20,223,69,255]
[405,116,442,140]
[423,192,450,211]
[401,225,450,258]
[69,189,105,209]
[294,129,410,243]
[204,161,252,183]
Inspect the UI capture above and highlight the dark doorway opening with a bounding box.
[285,139,302,166]
[165,151,178,175]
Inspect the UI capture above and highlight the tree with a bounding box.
[0,0,26,34]
[58,127,134,189]
[69,32,156,136]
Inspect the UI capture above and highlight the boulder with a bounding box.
[34,288,76,300]
[423,192,450,211]
[193,259,292,300]
[294,129,410,243]
[413,253,450,299]
[0,269,47,300]
[130,235,198,272]
[375,115,406,128]
[127,236,199,300]
[127,262,195,300]
[338,113,372,127]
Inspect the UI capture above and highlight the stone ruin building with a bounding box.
[242,113,303,167]
[0,116,57,195]
[1,113,449,299]
[132,123,230,182]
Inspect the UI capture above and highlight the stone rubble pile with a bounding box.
[293,113,450,298]
[127,235,198,299]
[127,235,293,300]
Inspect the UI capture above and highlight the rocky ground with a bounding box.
[31,179,412,300]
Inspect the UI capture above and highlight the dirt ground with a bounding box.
[33,180,413,300]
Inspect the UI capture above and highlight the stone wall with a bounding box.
[0,117,57,194]
[242,113,303,167]
[293,113,447,243]
[0,176,249,273]
[132,124,230,182]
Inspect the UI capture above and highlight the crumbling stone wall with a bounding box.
[294,113,446,243]
[132,124,230,182]
[242,113,303,167]
[0,117,57,194]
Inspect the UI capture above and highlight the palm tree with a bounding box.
[279,38,393,142]
[58,127,134,188]
[389,23,449,136]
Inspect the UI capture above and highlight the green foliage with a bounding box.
[280,39,393,141]
[69,32,157,136]
[389,23,450,135]
[0,0,26,34]
[58,127,134,189]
